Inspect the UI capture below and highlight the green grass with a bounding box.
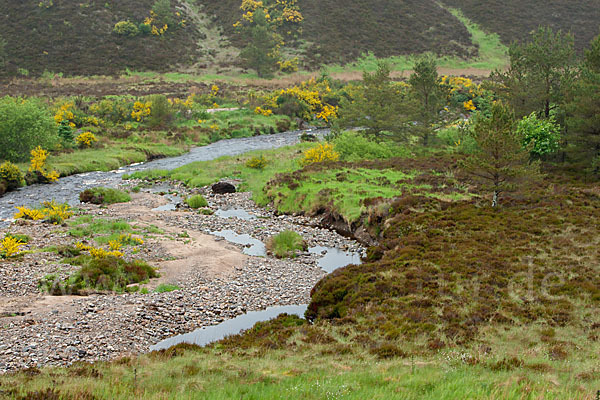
[125,143,473,223]
[2,329,597,399]
[68,218,132,240]
[184,195,208,209]
[155,283,181,293]
[124,143,314,198]
[37,143,186,177]
[267,230,306,258]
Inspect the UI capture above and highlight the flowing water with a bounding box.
[0,129,327,225]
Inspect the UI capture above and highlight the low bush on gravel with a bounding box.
[184,194,208,209]
[79,187,131,205]
[155,283,181,293]
[40,255,158,295]
[266,230,306,258]
[13,201,73,225]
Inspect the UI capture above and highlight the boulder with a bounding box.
[212,182,236,194]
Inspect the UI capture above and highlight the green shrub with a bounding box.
[138,22,152,35]
[516,112,561,157]
[267,230,306,258]
[57,121,74,143]
[40,256,158,295]
[0,97,58,162]
[0,161,24,191]
[185,194,208,209]
[333,131,396,161]
[147,94,173,128]
[113,20,139,36]
[79,187,131,205]
[436,125,478,154]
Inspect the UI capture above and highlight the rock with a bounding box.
[212,182,236,194]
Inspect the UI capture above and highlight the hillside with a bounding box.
[0,0,202,76]
[442,0,600,53]
[201,0,477,67]
[0,0,598,77]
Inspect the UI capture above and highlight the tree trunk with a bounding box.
[492,190,499,207]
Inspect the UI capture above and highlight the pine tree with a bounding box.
[490,27,576,119]
[338,62,411,141]
[239,9,281,78]
[567,33,600,172]
[460,101,541,207]
[408,56,446,146]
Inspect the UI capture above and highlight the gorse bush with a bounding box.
[0,97,58,162]
[302,143,339,165]
[267,230,306,258]
[26,146,59,184]
[0,161,24,191]
[246,155,268,169]
[185,194,208,209]
[75,131,98,148]
[14,201,73,224]
[0,236,24,259]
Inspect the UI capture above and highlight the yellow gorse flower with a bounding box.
[0,236,25,258]
[75,132,97,148]
[302,143,339,165]
[29,147,59,182]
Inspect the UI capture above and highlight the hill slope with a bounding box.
[442,0,600,53]
[1,0,599,77]
[0,0,202,76]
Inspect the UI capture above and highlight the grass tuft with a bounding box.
[266,230,306,258]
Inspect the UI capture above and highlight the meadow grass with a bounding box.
[2,335,597,399]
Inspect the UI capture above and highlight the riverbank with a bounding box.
[0,184,362,374]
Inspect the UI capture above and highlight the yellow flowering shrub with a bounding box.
[211,85,219,97]
[131,101,152,122]
[316,104,338,123]
[302,143,339,165]
[169,94,195,110]
[41,200,73,224]
[118,233,144,246]
[54,102,76,127]
[278,57,299,73]
[29,147,59,182]
[14,206,45,221]
[235,0,302,41]
[254,106,273,116]
[109,240,123,251]
[463,99,476,112]
[75,132,97,148]
[0,236,25,258]
[260,78,336,121]
[246,155,268,169]
[76,242,123,259]
[14,201,72,224]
